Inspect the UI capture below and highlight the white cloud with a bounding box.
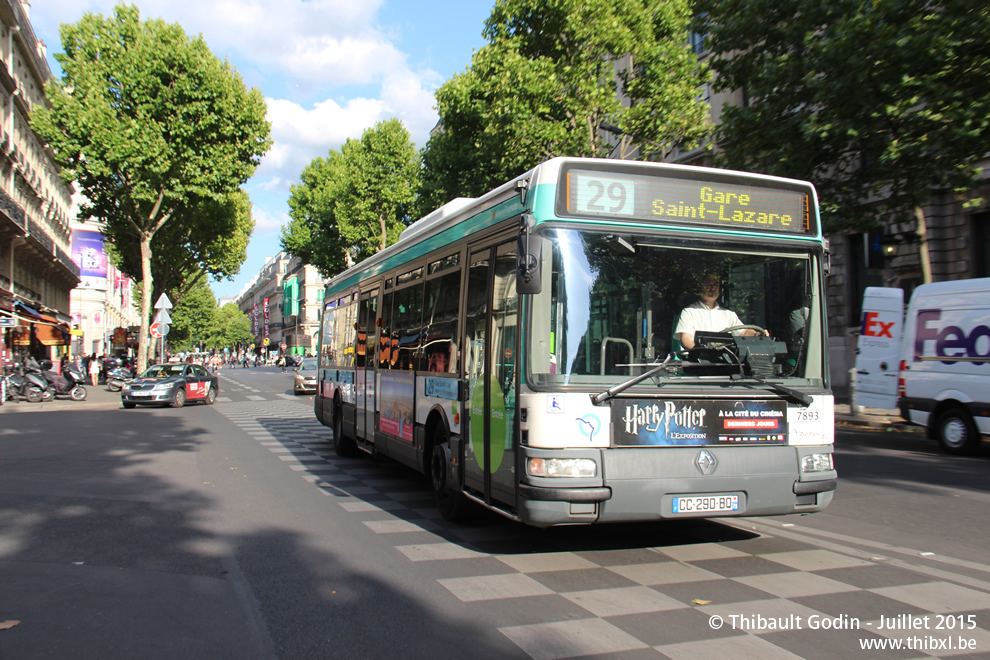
[254,69,439,196]
[34,0,443,196]
[36,0,398,87]
[251,206,289,234]
[278,35,407,85]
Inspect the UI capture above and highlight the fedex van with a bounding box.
[854,279,990,454]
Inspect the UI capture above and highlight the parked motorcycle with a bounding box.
[21,364,55,402]
[2,364,45,403]
[42,362,88,401]
[106,366,134,392]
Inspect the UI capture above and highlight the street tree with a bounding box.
[31,4,272,371]
[281,119,419,277]
[417,0,709,215]
[168,278,216,352]
[207,303,254,351]
[698,0,990,280]
[114,190,255,311]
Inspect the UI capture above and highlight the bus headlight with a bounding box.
[801,453,834,473]
[527,457,597,478]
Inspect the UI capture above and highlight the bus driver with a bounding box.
[674,274,763,349]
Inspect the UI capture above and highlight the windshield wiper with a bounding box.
[591,354,674,405]
[732,374,814,407]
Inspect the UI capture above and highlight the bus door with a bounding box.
[356,287,378,442]
[463,239,519,511]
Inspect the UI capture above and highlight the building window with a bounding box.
[974,212,990,278]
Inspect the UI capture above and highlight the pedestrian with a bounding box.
[89,353,100,386]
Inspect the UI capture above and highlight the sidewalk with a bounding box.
[0,381,123,412]
[832,385,920,432]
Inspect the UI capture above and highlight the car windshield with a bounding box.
[298,358,317,370]
[141,364,186,378]
[528,228,826,388]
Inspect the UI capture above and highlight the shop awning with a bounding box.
[13,300,43,320]
[8,301,72,346]
[35,322,70,346]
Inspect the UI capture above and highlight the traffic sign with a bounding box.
[150,322,170,337]
[0,317,17,327]
[155,308,172,325]
[280,343,287,350]
[154,293,173,309]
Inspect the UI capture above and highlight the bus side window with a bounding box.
[339,299,356,367]
[423,269,461,373]
[394,283,424,371]
[328,307,337,369]
[379,291,393,369]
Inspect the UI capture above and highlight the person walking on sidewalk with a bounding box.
[89,354,101,387]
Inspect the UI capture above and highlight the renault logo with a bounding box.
[696,449,717,475]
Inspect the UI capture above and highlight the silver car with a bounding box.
[293,357,317,395]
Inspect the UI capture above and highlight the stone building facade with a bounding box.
[236,251,324,359]
[0,0,79,363]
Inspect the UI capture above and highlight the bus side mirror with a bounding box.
[517,213,542,295]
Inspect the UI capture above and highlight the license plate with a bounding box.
[672,495,739,514]
[132,391,151,397]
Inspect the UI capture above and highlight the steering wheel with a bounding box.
[719,324,768,336]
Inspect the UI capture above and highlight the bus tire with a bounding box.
[935,407,980,455]
[332,398,356,457]
[430,426,473,522]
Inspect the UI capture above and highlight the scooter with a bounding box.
[106,366,134,392]
[2,365,45,403]
[43,363,88,401]
[49,363,86,401]
[21,366,55,402]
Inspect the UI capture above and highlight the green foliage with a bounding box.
[209,304,254,349]
[169,284,252,352]
[168,279,216,351]
[31,4,272,370]
[281,119,420,277]
[417,0,710,215]
[698,0,990,231]
[111,189,255,310]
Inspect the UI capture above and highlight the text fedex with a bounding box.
[914,309,990,364]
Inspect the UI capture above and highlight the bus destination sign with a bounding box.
[563,168,812,234]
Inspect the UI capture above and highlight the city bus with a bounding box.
[313,157,836,527]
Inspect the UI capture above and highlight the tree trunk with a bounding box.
[914,206,933,284]
[137,233,155,373]
[379,213,387,252]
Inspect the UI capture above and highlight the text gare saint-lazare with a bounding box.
[652,186,796,228]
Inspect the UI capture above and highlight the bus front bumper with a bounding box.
[517,445,836,527]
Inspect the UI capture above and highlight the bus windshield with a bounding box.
[529,228,825,388]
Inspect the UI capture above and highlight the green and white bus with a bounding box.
[314,157,835,527]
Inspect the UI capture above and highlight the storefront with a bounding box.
[2,300,72,363]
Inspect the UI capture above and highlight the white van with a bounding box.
[854,279,990,454]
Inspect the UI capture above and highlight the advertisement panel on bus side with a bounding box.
[612,399,788,446]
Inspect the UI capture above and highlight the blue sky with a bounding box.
[31,0,494,300]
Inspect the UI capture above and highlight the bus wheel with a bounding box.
[430,427,472,522]
[936,407,980,455]
[332,398,356,457]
